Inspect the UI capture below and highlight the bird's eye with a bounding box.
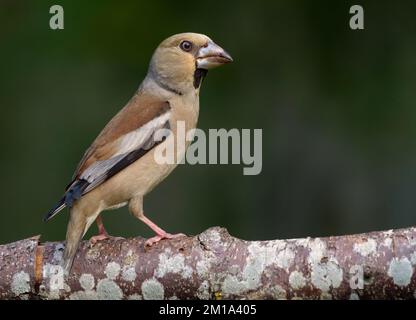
[180,41,193,52]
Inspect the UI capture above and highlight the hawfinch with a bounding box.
[45,33,232,274]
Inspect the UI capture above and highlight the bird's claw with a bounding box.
[145,233,186,247]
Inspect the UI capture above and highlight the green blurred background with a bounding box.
[1,0,416,244]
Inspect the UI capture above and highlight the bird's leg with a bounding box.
[89,215,109,244]
[139,215,186,246]
[89,215,123,245]
[129,197,185,247]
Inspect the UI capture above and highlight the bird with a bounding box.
[44,33,233,274]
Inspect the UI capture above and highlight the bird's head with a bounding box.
[148,33,232,95]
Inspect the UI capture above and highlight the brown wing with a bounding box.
[72,93,171,182]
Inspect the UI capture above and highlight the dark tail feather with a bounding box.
[44,196,66,222]
[64,179,89,207]
[44,179,89,222]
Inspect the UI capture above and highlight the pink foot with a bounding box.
[90,215,124,246]
[145,233,186,247]
[89,233,124,246]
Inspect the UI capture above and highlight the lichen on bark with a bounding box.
[0,226,415,299]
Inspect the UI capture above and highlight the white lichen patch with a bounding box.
[384,230,394,237]
[228,265,240,275]
[69,289,98,300]
[96,278,123,300]
[105,262,121,280]
[52,243,64,263]
[320,292,333,300]
[154,248,193,279]
[307,238,326,263]
[293,238,310,247]
[222,241,286,296]
[79,274,95,291]
[122,267,137,282]
[349,292,360,300]
[197,280,210,300]
[382,238,392,249]
[11,271,30,296]
[222,275,247,295]
[269,285,287,299]
[141,278,164,300]
[196,259,211,277]
[244,243,273,285]
[68,274,97,300]
[410,252,416,265]
[289,271,307,290]
[353,239,377,257]
[259,241,287,266]
[310,258,343,292]
[43,264,65,292]
[306,238,343,292]
[276,245,295,270]
[409,237,416,247]
[387,257,413,286]
[205,229,221,243]
[128,294,142,300]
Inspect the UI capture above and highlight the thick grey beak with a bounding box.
[196,41,233,69]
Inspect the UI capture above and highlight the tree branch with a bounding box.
[1,226,416,299]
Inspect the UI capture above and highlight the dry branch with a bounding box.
[0,226,416,300]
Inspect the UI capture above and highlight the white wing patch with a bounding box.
[115,111,171,156]
[81,154,125,183]
[80,110,171,184]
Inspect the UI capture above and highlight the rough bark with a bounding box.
[0,226,416,300]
